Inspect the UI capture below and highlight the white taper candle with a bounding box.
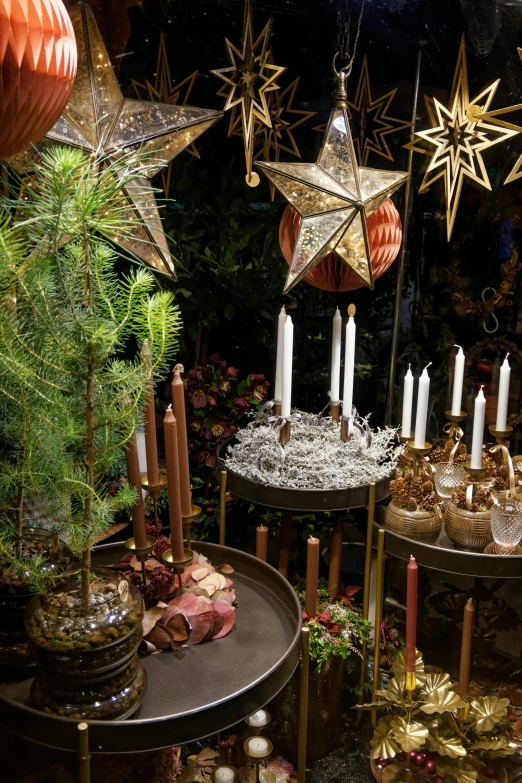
[281,315,293,418]
[496,354,511,431]
[342,309,356,419]
[330,307,342,403]
[451,345,465,416]
[470,386,486,469]
[414,363,431,448]
[274,306,286,403]
[401,365,414,439]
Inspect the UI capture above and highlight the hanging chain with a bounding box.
[333,0,367,74]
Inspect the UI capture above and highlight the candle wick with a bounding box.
[454,344,461,350]
[423,362,432,371]
[505,352,510,361]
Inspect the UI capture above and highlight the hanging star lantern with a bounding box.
[254,75,317,200]
[477,47,522,185]
[347,55,411,165]
[255,68,408,294]
[132,33,200,196]
[407,35,517,240]
[8,3,222,277]
[211,0,285,185]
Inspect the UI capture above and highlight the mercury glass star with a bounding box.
[407,35,517,240]
[255,76,408,294]
[211,0,285,185]
[9,3,222,277]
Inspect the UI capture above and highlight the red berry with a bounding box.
[409,751,417,760]
[425,760,437,775]
[415,752,426,766]
[485,766,496,778]
[394,640,401,648]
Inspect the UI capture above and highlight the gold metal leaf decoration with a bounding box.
[425,727,467,758]
[381,764,413,783]
[421,688,466,715]
[436,760,478,783]
[375,676,411,704]
[370,716,401,760]
[469,696,510,732]
[394,649,426,687]
[421,673,452,697]
[390,715,429,753]
[472,737,517,756]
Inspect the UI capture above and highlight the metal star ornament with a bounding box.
[132,33,200,196]
[9,3,222,277]
[211,0,285,186]
[407,35,517,240]
[255,68,408,294]
[348,56,411,166]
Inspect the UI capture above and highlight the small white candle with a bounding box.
[274,306,286,403]
[451,345,465,416]
[247,737,269,758]
[342,310,356,419]
[471,386,486,469]
[330,307,342,404]
[281,316,293,418]
[496,354,511,431]
[248,709,267,727]
[401,365,414,439]
[214,767,236,783]
[414,363,431,448]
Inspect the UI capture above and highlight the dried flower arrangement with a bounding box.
[224,413,397,490]
[358,650,517,783]
[389,477,441,513]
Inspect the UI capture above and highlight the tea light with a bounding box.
[212,766,237,783]
[246,737,269,758]
[246,709,269,727]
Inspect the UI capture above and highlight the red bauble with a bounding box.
[0,0,77,158]
[414,752,426,766]
[279,199,402,292]
[425,760,437,776]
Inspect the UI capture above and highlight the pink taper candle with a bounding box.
[171,368,192,517]
[142,342,160,486]
[405,555,418,673]
[163,405,185,562]
[125,434,147,549]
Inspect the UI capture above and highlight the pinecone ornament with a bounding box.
[452,490,466,509]
[423,493,438,511]
[483,453,496,478]
[444,439,455,455]
[410,476,424,502]
[398,451,410,469]
[430,446,445,464]
[486,497,495,509]
[498,465,508,480]
[422,479,434,495]
[471,502,480,513]
[407,497,418,512]
[392,477,410,508]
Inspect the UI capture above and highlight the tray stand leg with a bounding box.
[327,520,343,598]
[219,469,227,546]
[78,722,90,783]
[357,482,376,722]
[298,626,310,783]
[278,511,293,578]
[372,528,386,728]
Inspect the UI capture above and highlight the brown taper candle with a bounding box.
[327,521,343,598]
[256,525,268,561]
[459,598,475,700]
[142,342,160,486]
[125,433,147,549]
[305,536,320,619]
[163,405,185,562]
[405,555,418,673]
[171,367,192,517]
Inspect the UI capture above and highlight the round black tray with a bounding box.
[216,439,392,511]
[0,541,301,753]
[372,521,522,579]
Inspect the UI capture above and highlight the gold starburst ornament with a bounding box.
[211,0,285,186]
[255,62,408,294]
[407,35,517,241]
[8,3,222,277]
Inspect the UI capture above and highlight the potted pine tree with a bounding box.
[0,146,181,718]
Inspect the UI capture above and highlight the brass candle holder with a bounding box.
[340,416,352,442]
[140,471,168,529]
[245,709,271,734]
[161,547,193,575]
[210,767,240,783]
[182,503,201,548]
[406,441,432,476]
[279,420,291,445]
[489,424,513,446]
[329,401,340,422]
[464,462,487,484]
[124,535,157,586]
[273,401,282,417]
[444,409,467,441]
[243,737,273,783]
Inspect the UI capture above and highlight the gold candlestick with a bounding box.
[463,462,487,483]
[161,547,193,574]
[124,535,157,586]
[406,441,432,476]
[489,424,513,446]
[182,503,201,549]
[210,768,239,783]
[243,737,273,783]
[245,709,271,735]
[141,471,168,531]
[444,409,466,439]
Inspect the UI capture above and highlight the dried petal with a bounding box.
[145,623,174,650]
[192,567,211,582]
[142,606,164,637]
[186,612,214,645]
[218,564,235,574]
[165,612,190,641]
[212,601,235,638]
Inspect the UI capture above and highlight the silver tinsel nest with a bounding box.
[224,411,397,489]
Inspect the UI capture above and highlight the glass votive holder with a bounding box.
[434,462,466,499]
[486,500,522,555]
[211,766,239,783]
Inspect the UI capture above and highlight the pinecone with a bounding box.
[422,493,438,511]
[452,490,466,508]
[398,451,410,468]
[422,479,434,495]
[444,439,456,458]
[471,502,480,513]
[430,447,445,464]
[407,497,418,512]
[486,497,495,510]
[475,486,489,505]
[455,451,469,465]
[392,476,410,508]
[456,442,467,457]
[483,453,496,478]
[494,477,508,490]
[410,476,424,501]
[498,465,508,480]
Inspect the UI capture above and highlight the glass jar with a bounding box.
[26,568,146,719]
[0,526,70,668]
[434,462,466,500]
[488,500,522,554]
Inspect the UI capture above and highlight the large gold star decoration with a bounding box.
[132,33,200,196]
[478,47,522,185]
[9,3,222,278]
[253,76,317,200]
[255,72,408,294]
[347,56,411,166]
[407,35,517,241]
[211,0,285,185]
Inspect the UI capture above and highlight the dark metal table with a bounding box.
[0,540,302,754]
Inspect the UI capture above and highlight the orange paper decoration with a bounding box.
[279,199,403,293]
[0,0,77,159]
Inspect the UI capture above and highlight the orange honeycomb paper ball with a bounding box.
[279,199,403,292]
[0,0,77,159]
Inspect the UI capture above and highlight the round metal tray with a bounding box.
[216,439,392,511]
[0,541,301,753]
[373,521,522,578]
